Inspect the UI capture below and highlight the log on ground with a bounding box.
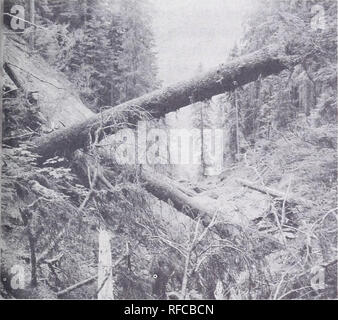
[32,45,301,161]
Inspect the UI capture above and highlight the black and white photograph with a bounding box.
[0,0,337,303]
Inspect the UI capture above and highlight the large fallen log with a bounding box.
[140,169,214,221]
[108,166,240,238]
[141,169,214,222]
[32,45,301,161]
[74,152,238,239]
[32,44,303,240]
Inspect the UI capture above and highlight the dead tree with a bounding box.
[30,44,306,241]
[32,45,302,161]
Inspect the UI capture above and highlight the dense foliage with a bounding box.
[1,0,337,300]
[4,0,160,111]
[221,0,337,299]
[228,0,336,148]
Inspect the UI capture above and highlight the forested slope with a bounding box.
[1,0,337,300]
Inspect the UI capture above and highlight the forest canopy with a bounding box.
[1,0,337,301]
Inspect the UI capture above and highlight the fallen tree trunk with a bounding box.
[141,168,215,223]
[138,168,239,238]
[100,166,238,239]
[56,274,98,297]
[32,45,303,240]
[236,178,306,206]
[57,254,127,298]
[32,45,301,161]
[74,153,238,239]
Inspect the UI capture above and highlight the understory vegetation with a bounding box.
[1,0,337,300]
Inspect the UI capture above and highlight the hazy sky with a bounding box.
[151,0,255,85]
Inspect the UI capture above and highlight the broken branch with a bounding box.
[236,178,306,206]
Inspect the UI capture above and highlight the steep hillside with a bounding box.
[4,30,94,130]
[1,0,337,301]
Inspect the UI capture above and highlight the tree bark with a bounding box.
[29,0,35,49]
[32,45,301,161]
[75,153,237,240]
[141,168,212,222]
[97,229,113,300]
[140,168,238,238]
